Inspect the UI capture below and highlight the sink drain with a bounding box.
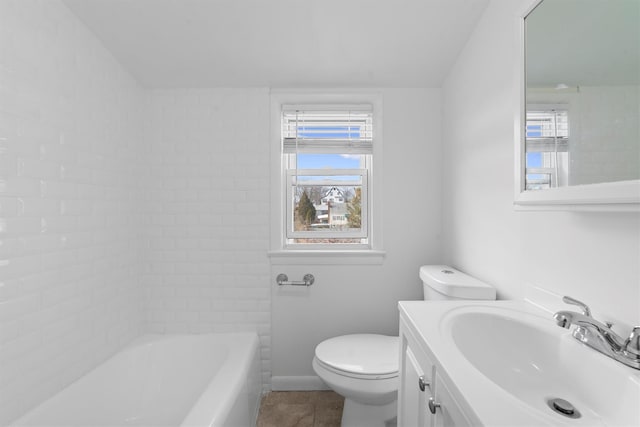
[547,398,581,419]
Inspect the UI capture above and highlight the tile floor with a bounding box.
[257,391,344,427]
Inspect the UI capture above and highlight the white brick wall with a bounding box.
[0,1,145,423]
[141,89,272,390]
[2,3,275,421]
[570,86,639,185]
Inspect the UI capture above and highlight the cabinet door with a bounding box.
[398,335,433,427]
[432,373,472,427]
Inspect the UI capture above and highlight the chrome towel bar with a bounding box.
[276,273,315,286]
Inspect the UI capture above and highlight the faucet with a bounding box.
[554,296,640,370]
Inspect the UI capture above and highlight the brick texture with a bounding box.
[0,1,145,423]
[141,89,272,389]
[1,3,274,424]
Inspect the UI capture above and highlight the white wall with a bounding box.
[442,0,640,326]
[271,89,443,386]
[0,1,145,423]
[140,88,443,389]
[141,88,272,389]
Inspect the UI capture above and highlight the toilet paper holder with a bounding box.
[276,273,315,286]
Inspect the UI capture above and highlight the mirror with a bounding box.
[517,0,640,209]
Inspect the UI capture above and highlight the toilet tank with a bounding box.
[420,265,496,301]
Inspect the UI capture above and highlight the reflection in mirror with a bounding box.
[524,0,639,191]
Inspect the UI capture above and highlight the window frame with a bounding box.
[525,104,570,189]
[268,91,384,262]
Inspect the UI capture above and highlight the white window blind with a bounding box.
[526,109,569,152]
[282,106,373,154]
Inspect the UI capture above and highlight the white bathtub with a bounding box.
[11,333,262,427]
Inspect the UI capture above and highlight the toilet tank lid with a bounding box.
[420,265,496,300]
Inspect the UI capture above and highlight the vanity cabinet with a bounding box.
[398,327,433,427]
[431,372,472,427]
[398,317,473,427]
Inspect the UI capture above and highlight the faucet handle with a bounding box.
[562,296,591,317]
[624,327,640,357]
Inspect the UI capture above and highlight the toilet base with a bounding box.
[341,397,397,427]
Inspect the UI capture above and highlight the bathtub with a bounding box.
[11,333,262,427]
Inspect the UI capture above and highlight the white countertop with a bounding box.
[398,300,640,427]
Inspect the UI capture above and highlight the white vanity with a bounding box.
[397,300,640,427]
[398,302,477,427]
[395,0,640,423]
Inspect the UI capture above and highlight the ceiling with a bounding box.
[63,0,489,89]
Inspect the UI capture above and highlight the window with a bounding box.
[282,107,372,248]
[525,106,569,190]
[269,93,383,257]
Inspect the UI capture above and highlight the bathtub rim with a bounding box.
[180,331,261,427]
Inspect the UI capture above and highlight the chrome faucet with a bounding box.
[554,296,640,370]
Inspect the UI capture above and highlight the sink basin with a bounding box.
[442,306,640,426]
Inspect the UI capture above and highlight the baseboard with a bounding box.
[271,375,330,391]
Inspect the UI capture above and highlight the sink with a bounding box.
[442,306,640,426]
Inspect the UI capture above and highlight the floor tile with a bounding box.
[257,391,344,427]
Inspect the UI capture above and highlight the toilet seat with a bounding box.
[314,334,399,380]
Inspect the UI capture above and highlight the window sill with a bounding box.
[268,250,386,265]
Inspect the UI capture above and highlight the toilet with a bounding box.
[312,265,496,427]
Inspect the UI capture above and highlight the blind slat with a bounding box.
[282,107,373,154]
[526,109,569,139]
[283,138,373,154]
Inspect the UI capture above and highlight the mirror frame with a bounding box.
[515,0,640,211]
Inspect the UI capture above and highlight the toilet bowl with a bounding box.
[312,265,496,427]
[312,334,399,427]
